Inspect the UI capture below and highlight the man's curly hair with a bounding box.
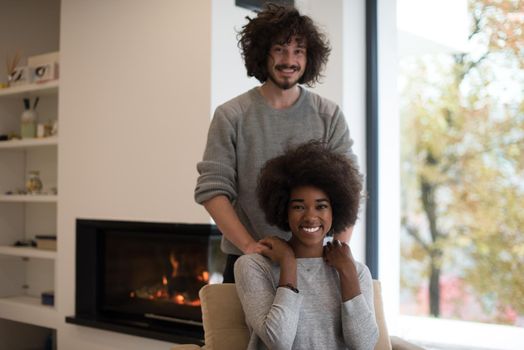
[257,140,363,234]
[237,3,331,86]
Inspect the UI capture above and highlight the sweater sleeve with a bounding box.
[340,264,379,350]
[194,107,238,204]
[327,106,359,169]
[235,255,303,350]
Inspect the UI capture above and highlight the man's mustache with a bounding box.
[275,64,301,71]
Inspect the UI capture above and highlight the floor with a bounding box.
[416,342,502,350]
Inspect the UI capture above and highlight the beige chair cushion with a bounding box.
[199,283,250,350]
[195,280,392,350]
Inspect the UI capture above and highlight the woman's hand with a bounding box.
[324,239,355,271]
[259,236,295,265]
[324,239,360,301]
[260,236,297,290]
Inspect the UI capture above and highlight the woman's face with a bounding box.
[287,185,333,254]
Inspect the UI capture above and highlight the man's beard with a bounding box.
[268,64,302,90]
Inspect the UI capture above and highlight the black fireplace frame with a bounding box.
[66,219,223,344]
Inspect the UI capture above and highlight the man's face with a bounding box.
[266,35,307,90]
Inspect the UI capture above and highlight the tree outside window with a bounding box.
[399,0,524,327]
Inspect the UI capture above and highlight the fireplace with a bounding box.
[66,219,226,344]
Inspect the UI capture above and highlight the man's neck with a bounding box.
[259,82,301,110]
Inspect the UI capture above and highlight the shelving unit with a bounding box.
[0,80,59,98]
[0,296,58,329]
[0,137,58,149]
[0,81,59,330]
[0,3,61,348]
[0,246,56,260]
[0,195,58,203]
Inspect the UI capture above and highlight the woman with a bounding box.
[234,141,379,350]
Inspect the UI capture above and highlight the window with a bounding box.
[376,0,524,348]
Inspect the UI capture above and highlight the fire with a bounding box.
[174,294,185,304]
[129,252,208,307]
[197,270,209,282]
[188,299,201,306]
[170,253,179,277]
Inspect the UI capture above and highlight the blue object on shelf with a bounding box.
[41,291,54,306]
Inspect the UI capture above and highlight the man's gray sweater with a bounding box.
[195,87,357,255]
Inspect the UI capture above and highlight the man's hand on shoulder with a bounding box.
[243,240,265,254]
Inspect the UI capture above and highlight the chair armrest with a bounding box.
[391,336,426,350]
[170,345,203,350]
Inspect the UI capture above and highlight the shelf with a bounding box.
[0,137,58,149]
[0,296,57,329]
[0,195,58,203]
[0,80,59,98]
[0,246,56,260]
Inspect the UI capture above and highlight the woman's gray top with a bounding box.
[234,254,379,350]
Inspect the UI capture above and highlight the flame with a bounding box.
[174,294,185,304]
[169,253,179,277]
[197,270,210,282]
[129,252,207,306]
[188,299,201,306]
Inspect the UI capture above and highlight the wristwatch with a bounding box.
[278,283,299,293]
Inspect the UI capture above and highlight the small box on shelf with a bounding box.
[35,235,56,251]
[28,52,59,84]
[41,291,54,306]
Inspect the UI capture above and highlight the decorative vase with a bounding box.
[26,171,43,194]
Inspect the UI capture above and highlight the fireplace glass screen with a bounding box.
[101,229,221,323]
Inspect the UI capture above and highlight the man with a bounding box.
[195,4,358,282]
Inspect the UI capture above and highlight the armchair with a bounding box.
[172,281,424,350]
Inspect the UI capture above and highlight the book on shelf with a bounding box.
[35,235,57,251]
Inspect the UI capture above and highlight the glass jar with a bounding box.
[26,171,43,194]
[21,109,37,139]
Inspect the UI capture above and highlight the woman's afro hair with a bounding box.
[257,140,363,233]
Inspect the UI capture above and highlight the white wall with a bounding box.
[377,0,401,333]
[211,0,257,111]
[58,0,212,348]
[341,0,367,262]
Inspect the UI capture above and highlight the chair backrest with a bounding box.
[373,280,393,350]
[199,280,392,350]
[199,283,250,350]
